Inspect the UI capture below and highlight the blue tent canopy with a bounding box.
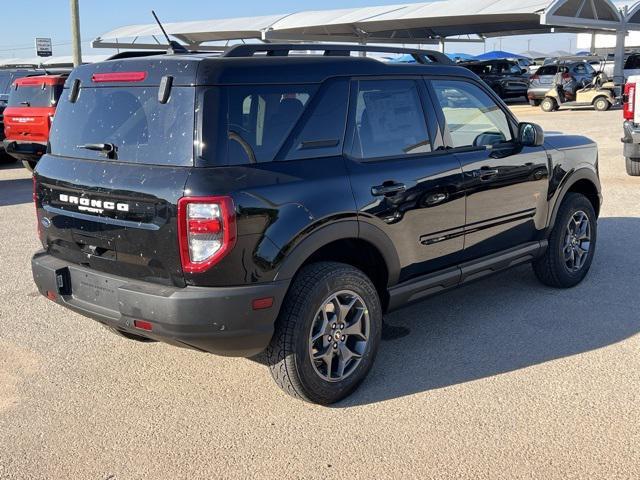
[475,50,530,60]
[447,52,476,61]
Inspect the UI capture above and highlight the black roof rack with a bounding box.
[223,43,452,65]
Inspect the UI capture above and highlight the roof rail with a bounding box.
[223,43,452,65]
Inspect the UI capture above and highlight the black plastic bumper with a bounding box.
[3,140,46,163]
[622,120,640,159]
[31,252,289,357]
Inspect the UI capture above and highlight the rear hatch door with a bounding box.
[36,57,199,287]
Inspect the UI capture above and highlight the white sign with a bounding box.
[35,37,52,57]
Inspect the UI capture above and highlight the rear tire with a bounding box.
[266,262,382,405]
[22,160,37,172]
[593,97,610,111]
[626,157,640,176]
[541,97,557,112]
[533,193,597,288]
[529,99,541,107]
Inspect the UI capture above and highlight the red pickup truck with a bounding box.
[3,74,66,170]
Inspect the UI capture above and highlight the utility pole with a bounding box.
[527,39,531,52]
[70,0,82,67]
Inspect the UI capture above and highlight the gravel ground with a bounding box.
[0,106,639,479]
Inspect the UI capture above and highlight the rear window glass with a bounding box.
[8,84,62,107]
[536,65,559,75]
[49,86,195,166]
[215,85,317,164]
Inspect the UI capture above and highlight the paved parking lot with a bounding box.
[1,106,639,479]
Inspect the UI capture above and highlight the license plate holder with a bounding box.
[69,268,121,311]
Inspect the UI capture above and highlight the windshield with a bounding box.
[8,84,62,107]
[49,86,195,166]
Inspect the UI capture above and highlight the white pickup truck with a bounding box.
[622,75,640,175]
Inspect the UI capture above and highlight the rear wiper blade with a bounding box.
[76,143,117,158]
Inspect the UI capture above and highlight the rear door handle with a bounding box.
[371,183,406,196]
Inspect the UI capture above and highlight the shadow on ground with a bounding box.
[336,217,640,407]
[0,178,32,207]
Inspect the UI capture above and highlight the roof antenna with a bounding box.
[151,10,188,54]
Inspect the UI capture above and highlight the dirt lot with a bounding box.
[0,106,639,479]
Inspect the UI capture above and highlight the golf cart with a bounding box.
[541,70,618,112]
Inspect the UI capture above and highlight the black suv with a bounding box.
[460,59,530,100]
[32,45,602,404]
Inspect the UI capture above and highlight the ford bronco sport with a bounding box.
[31,44,602,404]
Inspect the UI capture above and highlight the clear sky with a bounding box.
[0,0,579,59]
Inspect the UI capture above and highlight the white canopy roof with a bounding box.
[93,0,631,50]
[0,54,110,68]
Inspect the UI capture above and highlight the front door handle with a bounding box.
[474,168,499,180]
[371,182,406,196]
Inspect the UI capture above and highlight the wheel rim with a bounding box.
[308,290,370,382]
[563,210,591,272]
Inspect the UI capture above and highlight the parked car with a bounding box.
[461,59,529,99]
[528,61,596,106]
[3,74,67,170]
[622,76,640,175]
[601,52,640,81]
[0,68,43,161]
[31,44,602,404]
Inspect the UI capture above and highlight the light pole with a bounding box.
[70,0,82,67]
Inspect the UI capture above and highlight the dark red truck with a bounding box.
[3,74,66,170]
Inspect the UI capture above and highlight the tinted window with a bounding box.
[221,85,316,164]
[431,80,513,148]
[281,79,349,161]
[0,72,14,94]
[349,80,431,160]
[537,65,559,76]
[8,84,62,107]
[626,55,640,70]
[49,86,195,166]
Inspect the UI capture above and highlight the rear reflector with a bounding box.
[46,290,57,301]
[252,297,274,310]
[134,320,153,331]
[92,72,147,83]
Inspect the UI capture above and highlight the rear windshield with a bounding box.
[49,86,195,166]
[8,84,62,107]
[536,65,559,76]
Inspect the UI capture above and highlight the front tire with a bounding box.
[533,193,597,288]
[541,97,557,112]
[626,157,640,176]
[266,262,382,404]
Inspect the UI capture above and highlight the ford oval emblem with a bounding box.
[41,217,51,229]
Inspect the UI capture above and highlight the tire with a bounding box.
[533,193,597,288]
[22,160,37,172]
[626,157,640,176]
[266,261,382,405]
[593,97,610,111]
[529,99,541,107]
[541,97,557,112]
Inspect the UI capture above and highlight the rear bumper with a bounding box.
[622,121,640,159]
[3,140,46,162]
[31,252,289,357]
[527,87,552,100]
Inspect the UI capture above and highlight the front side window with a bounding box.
[349,79,431,160]
[431,80,513,149]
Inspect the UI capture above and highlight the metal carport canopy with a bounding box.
[93,0,627,50]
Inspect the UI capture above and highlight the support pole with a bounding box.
[590,31,597,54]
[614,6,628,85]
[70,0,82,67]
[439,37,445,53]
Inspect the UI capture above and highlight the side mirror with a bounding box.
[518,122,544,147]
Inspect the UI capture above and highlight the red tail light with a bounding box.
[177,196,236,273]
[624,82,636,121]
[562,72,572,81]
[91,72,147,83]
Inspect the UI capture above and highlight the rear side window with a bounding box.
[626,55,640,70]
[349,79,431,160]
[49,86,195,166]
[222,85,316,164]
[536,65,559,76]
[8,84,61,107]
[0,72,14,94]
